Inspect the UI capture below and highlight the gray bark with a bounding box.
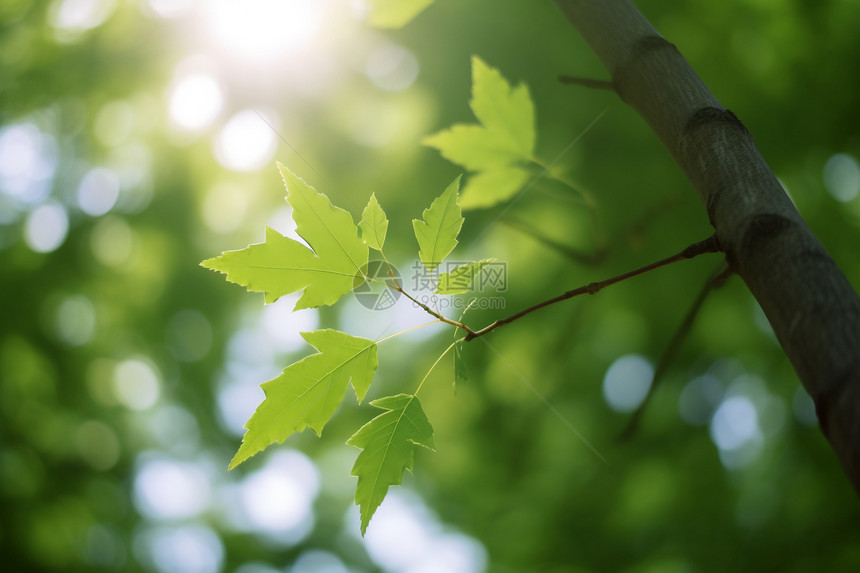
[555,0,860,494]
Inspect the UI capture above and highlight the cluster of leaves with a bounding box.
[203,164,487,534]
[203,57,539,534]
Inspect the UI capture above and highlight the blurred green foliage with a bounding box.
[1,1,859,572]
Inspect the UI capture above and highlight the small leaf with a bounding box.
[459,166,531,210]
[359,193,389,251]
[423,125,524,171]
[423,56,536,211]
[470,56,535,159]
[202,163,368,310]
[436,259,496,295]
[348,394,435,535]
[366,0,434,28]
[412,176,464,271]
[229,329,378,470]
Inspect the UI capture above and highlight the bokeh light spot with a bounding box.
[78,167,120,216]
[168,74,224,131]
[360,490,487,573]
[137,525,224,573]
[366,44,419,92]
[25,202,68,253]
[214,110,278,172]
[113,359,161,411]
[134,455,211,520]
[261,294,319,352]
[49,0,116,40]
[0,123,57,204]
[55,294,96,346]
[710,395,759,451]
[238,450,320,537]
[823,153,860,203]
[602,354,653,413]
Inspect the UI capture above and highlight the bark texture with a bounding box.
[555,0,860,493]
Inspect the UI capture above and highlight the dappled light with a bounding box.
[3,0,860,571]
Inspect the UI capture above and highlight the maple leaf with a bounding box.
[366,0,435,28]
[229,329,378,470]
[201,163,368,310]
[348,393,435,535]
[412,176,464,271]
[359,193,389,251]
[423,56,536,210]
[436,258,496,295]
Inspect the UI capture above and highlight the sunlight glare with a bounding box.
[214,110,278,172]
[207,0,323,62]
[168,74,224,131]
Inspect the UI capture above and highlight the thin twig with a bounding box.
[616,264,733,442]
[464,235,721,341]
[395,286,479,337]
[558,75,615,91]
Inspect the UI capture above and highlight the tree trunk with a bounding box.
[554,0,860,494]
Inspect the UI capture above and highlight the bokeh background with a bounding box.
[2,0,860,572]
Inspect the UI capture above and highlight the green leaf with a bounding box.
[359,193,389,251]
[348,393,435,535]
[460,166,531,209]
[201,163,368,310]
[470,56,535,158]
[366,0,434,28]
[423,125,525,171]
[423,56,536,210]
[436,259,496,295]
[229,329,378,470]
[412,176,464,271]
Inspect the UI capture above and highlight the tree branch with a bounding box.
[554,0,860,494]
[617,264,732,441]
[464,235,720,341]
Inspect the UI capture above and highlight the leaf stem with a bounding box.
[394,286,480,338]
[464,234,721,341]
[413,339,463,396]
[376,320,443,345]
